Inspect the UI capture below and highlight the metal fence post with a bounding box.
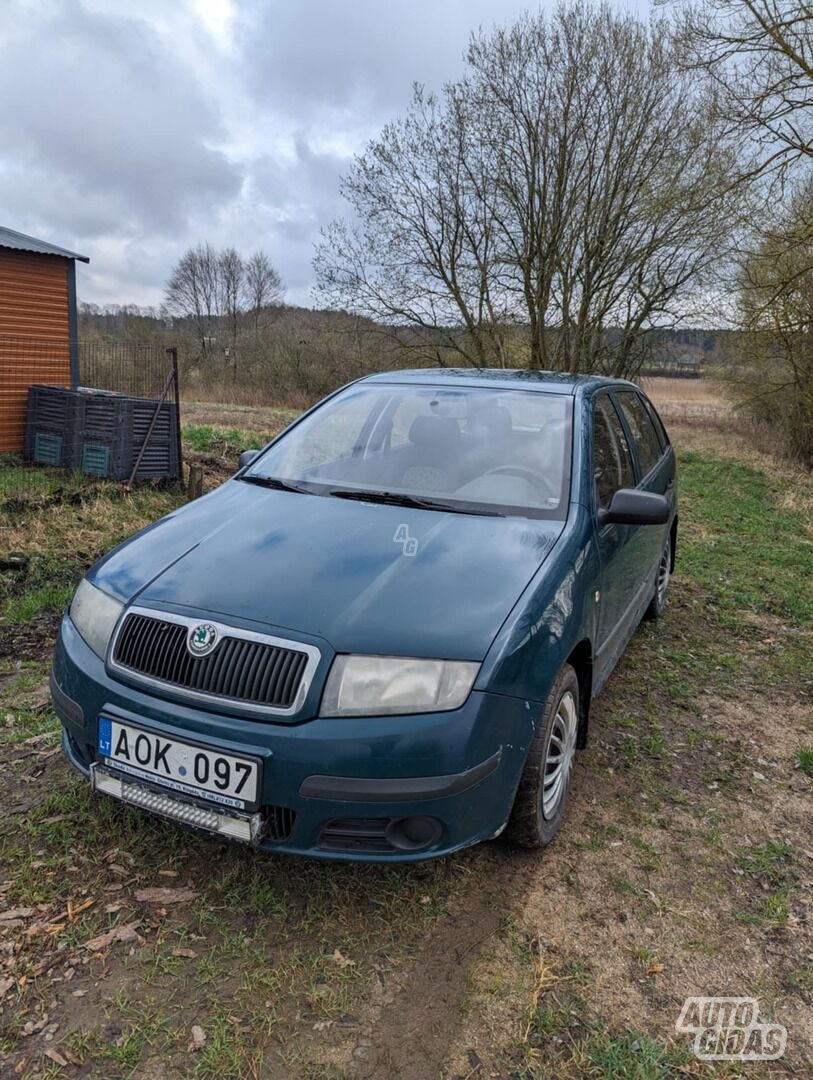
[167,347,183,482]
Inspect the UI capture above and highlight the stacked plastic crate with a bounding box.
[25,385,179,480]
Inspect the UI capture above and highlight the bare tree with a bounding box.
[314,86,512,367]
[731,178,813,462]
[164,243,223,357]
[219,246,244,367]
[315,1,738,376]
[672,1,813,180]
[672,2,813,459]
[164,245,284,365]
[244,251,284,331]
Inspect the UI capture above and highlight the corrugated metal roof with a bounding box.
[0,225,89,262]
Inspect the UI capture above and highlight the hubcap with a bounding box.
[542,690,578,818]
[657,539,671,607]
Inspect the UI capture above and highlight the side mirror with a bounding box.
[598,488,669,527]
[239,449,260,470]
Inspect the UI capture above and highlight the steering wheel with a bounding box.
[481,465,546,492]
[479,466,557,503]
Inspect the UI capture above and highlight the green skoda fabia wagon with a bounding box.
[52,370,676,861]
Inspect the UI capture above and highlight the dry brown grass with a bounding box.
[184,375,729,418]
[640,376,734,426]
[1,486,180,557]
[182,380,316,411]
[640,376,813,471]
[181,399,301,434]
[640,376,727,407]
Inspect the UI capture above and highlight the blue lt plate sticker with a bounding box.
[98,716,113,756]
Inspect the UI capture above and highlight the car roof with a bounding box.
[359,368,637,396]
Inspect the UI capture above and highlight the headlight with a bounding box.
[320,655,480,717]
[69,579,124,659]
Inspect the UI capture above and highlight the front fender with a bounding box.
[477,504,598,703]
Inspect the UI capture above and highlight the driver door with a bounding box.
[591,394,639,688]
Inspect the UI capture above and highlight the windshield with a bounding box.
[244,383,572,519]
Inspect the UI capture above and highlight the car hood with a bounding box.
[90,480,564,660]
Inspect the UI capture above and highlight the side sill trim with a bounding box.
[50,671,84,726]
[299,749,502,803]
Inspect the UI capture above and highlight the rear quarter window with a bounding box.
[640,394,670,450]
[614,391,664,478]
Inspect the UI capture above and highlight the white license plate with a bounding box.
[97,717,261,810]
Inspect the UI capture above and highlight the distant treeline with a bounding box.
[78,302,731,403]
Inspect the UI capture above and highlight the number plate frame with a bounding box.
[97,715,263,812]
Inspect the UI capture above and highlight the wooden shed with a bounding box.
[0,226,88,453]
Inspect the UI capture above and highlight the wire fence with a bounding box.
[0,336,182,506]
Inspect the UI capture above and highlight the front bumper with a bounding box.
[52,616,539,862]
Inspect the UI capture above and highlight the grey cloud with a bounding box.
[239,0,524,125]
[0,1,240,237]
[0,0,558,306]
[248,139,348,229]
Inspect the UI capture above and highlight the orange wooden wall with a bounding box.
[0,249,71,452]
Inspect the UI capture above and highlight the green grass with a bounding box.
[796,745,813,776]
[620,450,813,707]
[192,1012,266,1080]
[583,1029,694,1080]
[0,461,118,501]
[678,451,813,628]
[2,580,74,622]
[1,485,184,624]
[758,889,792,929]
[183,424,275,454]
[0,553,80,621]
[736,841,795,885]
[734,842,797,929]
[0,463,63,497]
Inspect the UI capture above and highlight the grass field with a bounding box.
[0,388,811,1078]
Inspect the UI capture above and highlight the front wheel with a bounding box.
[504,664,580,849]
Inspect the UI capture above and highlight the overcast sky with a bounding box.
[1,0,648,309]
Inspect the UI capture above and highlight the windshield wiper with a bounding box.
[238,474,310,494]
[324,487,505,516]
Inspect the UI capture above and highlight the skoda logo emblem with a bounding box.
[188,622,218,657]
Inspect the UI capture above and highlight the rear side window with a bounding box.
[593,397,635,508]
[641,394,670,450]
[615,392,663,477]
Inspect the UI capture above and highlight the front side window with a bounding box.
[244,383,572,518]
[615,391,664,477]
[593,397,635,509]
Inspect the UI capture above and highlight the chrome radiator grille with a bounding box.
[112,611,311,711]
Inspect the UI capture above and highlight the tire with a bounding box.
[645,533,672,621]
[505,663,580,849]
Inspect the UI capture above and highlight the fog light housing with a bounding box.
[385,816,442,852]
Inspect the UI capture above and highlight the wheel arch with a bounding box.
[670,514,678,572]
[565,638,593,749]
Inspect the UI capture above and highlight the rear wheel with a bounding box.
[645,534,672,621]
[505,664,579,849]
